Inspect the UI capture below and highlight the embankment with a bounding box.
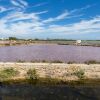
[0,63,100,83]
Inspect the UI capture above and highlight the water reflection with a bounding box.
[0,84,100,100]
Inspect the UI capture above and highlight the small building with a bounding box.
[76,40,82,45]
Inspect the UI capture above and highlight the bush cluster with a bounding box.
[0,68,19,81]
[73,69,85,79]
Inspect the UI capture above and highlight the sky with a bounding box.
[0,0,100,40]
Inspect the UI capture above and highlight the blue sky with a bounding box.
[0,0,100,40]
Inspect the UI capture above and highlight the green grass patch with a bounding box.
[0,68,19,81]
[73,69,85,79]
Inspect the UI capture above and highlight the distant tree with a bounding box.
[9,37,18,40]
[34,38,39,41]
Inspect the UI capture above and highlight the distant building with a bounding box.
[76,40,82,45]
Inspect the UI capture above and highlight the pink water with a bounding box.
[0,44,100,63]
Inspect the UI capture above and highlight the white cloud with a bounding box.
[33,2,48,7]
[11,0,20,6]
[0,10,44,35]
[35,10,48,15]
[0,2,100,39]
[56,10,69,20]
[0,6,7,13]
[70,4,96,14]
[18,0,28,7]
[0,8,100,37]
[46,16,100,35]
[42,9,83,24]
[11,0,27,8]
[4,11,40,22]
[43,10,69,23]
[41,4,94,24]
[0,6,15,13]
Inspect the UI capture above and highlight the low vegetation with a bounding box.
[20,60,64,63]
[51,60,63,63]
[26,68,63,84]
[0,63,99,85]
[84,60,100,64]
[0,68,19,81]
[27,69,39,80]
[26,69,40,84]
[17,60,25,63]
[67,61,77,64]
[73,69,85,79]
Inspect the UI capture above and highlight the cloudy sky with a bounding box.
[0,0,100,40]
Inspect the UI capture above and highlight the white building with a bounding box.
[76,40,82,45]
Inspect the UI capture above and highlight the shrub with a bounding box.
[42,60,48,63]
[17,60,25,63]
[52,60,63,63]
[27,69,39,80]
[84,60,100,64]
[0,68,19,81]
[67,61,76,64]
[74,69,85,79]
